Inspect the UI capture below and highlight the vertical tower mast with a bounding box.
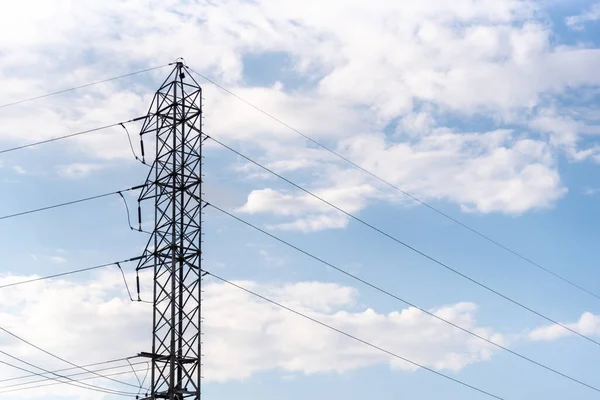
[136,61,203,399]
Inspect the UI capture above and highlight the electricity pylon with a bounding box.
[135,60,203,399]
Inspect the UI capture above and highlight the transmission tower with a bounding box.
[135,60,203,399]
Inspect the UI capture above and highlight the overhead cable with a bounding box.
[0,184,145,222]
[0,360,147,391]
[206,201,600,394]
[204,270,505,400]
[0,356,140,384]
[206,134,600,349]
[0,116,147,156]
[0,366,148,395]
[0,258,138,290]
[0,64,169,110]
[0,327,140,390]
[0,352,136,396]
[117,191,152,234]
[188,67,600,303]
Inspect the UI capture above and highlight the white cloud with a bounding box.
[271,214,350,232]
[259,250,285,267]
[1,0,600,228]
[0,270,151,399]
[238,182,375,232]
[203,84,366,144]
[341,130,566,214]
[204,280,505,381]
[584,187,599,196]
[529,108,600,162]
[12,166,26,175]
[49,256,67,264]
[529,312,600,341]
[247,243,287,267]
[566,3,600,30]
[0,270,506,395]
[56,163,104,180]
[236,128,566,230]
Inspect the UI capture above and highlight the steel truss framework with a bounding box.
[136,61,203,399]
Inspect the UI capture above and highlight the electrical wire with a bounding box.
[139,361,150,394]
[0,117,147,156]
[206,134,600,349]
[118,191,136,232]
[204,270,505,400]
[0,258,150,310]
[188,67,600,303]
[0,352,136,396]
[0,366,149,395]
[0,64,169,110]
[117,262,136,302]
[0,360,147,391]
[0,356,140,384]
[0,258,137,290]
[0,184,145,222]
[126,359,142,388]
[115,262,153,304]
[117,191,153,234]
[0,260,150,391]
[205,201,600,393]
[119,122,147,165]
[0,327,140,390]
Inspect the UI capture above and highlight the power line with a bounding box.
[0,64,169,110]
[0,116,147,156]
[204,270,505,400]
[0,259,150,391]
[0,356,139,384]
[0,258,138,290]
[116,262,153,304]
[206,134,600,349]
[119,122,147,165]
[0,351,136,396]
[188,67,600,303]
[139,360,150,395]
[117,190,152,234]
[206,201,600,394]
[126,359,142,389]
[0,184,145,222]
[117,262,136,301]
[0,366,149,396]
[0,326,141,390]
[0,360,147,391]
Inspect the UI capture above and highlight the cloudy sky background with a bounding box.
[1,0,600,399]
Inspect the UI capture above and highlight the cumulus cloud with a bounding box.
[340,130,566,214]
[235,128,566,230]
[237,182,375,232]
[56,163,104,179]
[204,280,506,381]
[530,108,600,162]
[566,3,600,30]
[1,0,600,231]
[529,312,600,342]
[0,270,152,399]
[0,270,506,397]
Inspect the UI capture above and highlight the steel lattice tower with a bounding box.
[136,61,203,399]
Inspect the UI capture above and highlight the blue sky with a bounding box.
[1,0,600,399]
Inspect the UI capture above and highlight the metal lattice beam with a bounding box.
[136,61,203,400]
